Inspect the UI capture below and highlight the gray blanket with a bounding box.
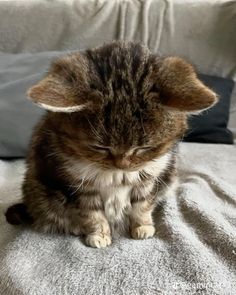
[1,143,236,294]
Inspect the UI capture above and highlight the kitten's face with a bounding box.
[57,102,185,171]
[28,42,217,171]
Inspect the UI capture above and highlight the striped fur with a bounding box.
[6,42,217,248]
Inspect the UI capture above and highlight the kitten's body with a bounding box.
[6,42,217,248]
[21,113,176,244]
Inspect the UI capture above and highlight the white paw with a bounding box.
[85,233,112,248]
[131,225,155,239]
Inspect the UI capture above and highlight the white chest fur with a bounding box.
[100,185,132,223]
[64,153,171,223]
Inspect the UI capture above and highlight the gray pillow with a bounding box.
[0,51,66,158]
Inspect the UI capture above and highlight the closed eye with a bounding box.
[89,145,111,153]
[134,146,153,154]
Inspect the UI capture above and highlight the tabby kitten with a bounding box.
[6,41,217,248]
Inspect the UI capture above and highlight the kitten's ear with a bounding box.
[27,55,90,112]
[155,57,218,113]
[27,76,88,112]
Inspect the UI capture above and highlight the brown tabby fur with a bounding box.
[5,41,217,248]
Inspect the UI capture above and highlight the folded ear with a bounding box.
[27,54,90,112]
[155,57,218,113]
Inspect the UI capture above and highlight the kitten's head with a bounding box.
[28,42,217,170]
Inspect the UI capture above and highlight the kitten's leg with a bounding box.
[69,192,112,248]
[130,153,178,239]
[23,179,111,248]
[77,209,111,248]
[129,199,156,239]
[129,181,156,239]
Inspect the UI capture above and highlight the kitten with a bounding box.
[5,41,217,248]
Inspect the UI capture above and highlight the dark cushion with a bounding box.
[183,74,234,144]
[0,52,234,159]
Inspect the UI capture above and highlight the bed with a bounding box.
[0,1,236,294]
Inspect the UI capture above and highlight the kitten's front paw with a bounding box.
[131,225,155,239]
[85,233,112,248]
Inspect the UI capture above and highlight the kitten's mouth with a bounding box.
[102,164,145,172]
[117,167,139,172]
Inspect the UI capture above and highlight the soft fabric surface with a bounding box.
[0,0,236,133]
[0,143,236,294]
[0,52,234,158]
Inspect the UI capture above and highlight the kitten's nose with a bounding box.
[114,157,131,169]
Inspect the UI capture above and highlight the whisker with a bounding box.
[156,175,171,190]
[86,116,103,141]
